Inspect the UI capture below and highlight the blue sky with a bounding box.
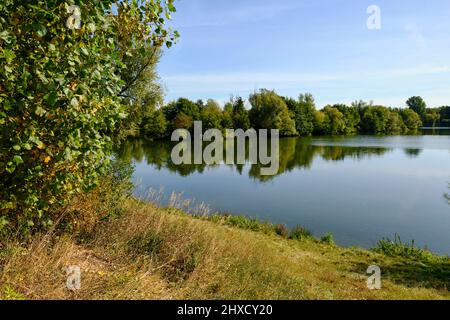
[158,0,450,108]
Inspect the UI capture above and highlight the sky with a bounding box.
[158,0,450,108]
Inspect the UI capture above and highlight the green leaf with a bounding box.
[5,165,16,173]
[44,91,58,106]
[13,155,23,165]
[35,106,46,116]
[32,22,47,37]
[1,49,16,62]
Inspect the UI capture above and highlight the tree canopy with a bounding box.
[0,0,178,232]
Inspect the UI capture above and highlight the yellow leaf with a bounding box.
[44,156,51,164]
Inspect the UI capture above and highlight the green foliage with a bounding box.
[361,106,410,135]
[138,92,434,140]
[118,48,164,138]
[142,110,168,139]
[386,111,406,134]
[334,104,360,134]
[221,109,234,129]
[1,285,26,300]
[249,89,296,136]
[313,110,327,135]
[361,106,391,134]
[313,106,346,135]
[323,106,347,135]
[217,214,271,233]
[201,99,223,130]
[230,96,251,130]
[0,0,177,233]
[424,109,440,127]
[373,234,436,262]
[163,98,200,131]
[406,96,427,119]
[401,109,423,133]
[284,93,316,136]
[289,225,312,241]
[439,106,450,127]
[320,233,335,245]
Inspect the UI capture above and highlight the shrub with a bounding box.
[320,233,335,245]
[274,224,289,238]
[0,0,177,234]
[289,225,312,241]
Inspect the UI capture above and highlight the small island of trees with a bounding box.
[132,91,450,140]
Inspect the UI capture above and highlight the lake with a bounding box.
[116,131,450,255]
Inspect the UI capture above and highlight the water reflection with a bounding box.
[115,137,392,181]
[403,149,423,158]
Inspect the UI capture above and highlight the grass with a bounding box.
[1,192,449,300]
[0,166,449,300]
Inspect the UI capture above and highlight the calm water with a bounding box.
[117,131,450,254]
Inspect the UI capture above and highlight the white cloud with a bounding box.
[367,65,450,78]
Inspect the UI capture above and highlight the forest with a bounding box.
[132,92,450,140]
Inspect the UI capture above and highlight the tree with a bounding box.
[313,111,328,135]
[0,0,177,233]
[439,106,450,127]
[284,93,316,136]
[321,106,347,135]
[249,89,296,136]
[163,98,200,131]
[231,96,250,130]
[424,109,440,127]
[118,48,164,138]
[361,106,392,134]
[401,109,423,132]
[142,110,168,140]
[406,96,427,119]
[386,111,406,134]
[201,99,223,130]
[173,113,194,130]
[334,104,360,134]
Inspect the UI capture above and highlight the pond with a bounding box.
[116,131,450,255]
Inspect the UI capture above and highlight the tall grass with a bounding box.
[373,234,436,261]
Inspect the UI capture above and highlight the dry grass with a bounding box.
[1,197,449,300]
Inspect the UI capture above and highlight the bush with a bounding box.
[320,233,335,245]
[0,0,177,234]
[289,225,312,240]
[62,157,135,235]
[274,224,289,238]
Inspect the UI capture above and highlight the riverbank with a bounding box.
[1,193,449,300]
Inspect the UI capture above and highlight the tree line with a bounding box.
[137,90,450,139]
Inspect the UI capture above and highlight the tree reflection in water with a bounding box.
[115,137,395,182]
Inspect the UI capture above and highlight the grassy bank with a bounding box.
[1,192,449,300]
